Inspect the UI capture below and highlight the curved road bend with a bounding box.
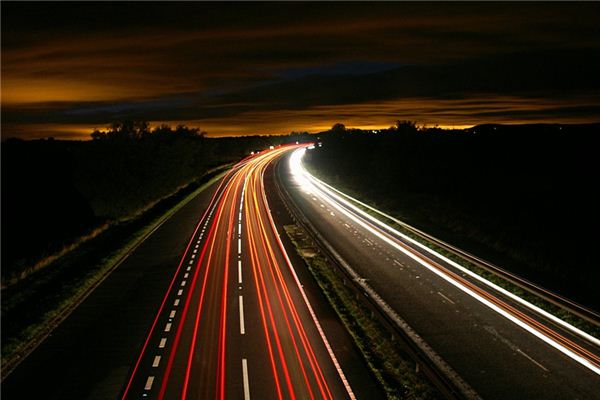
[121,145,357,400]
[3,145,379,400]
[277,147,600,400]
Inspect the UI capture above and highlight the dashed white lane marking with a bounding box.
[189,259,194,265]
[242,358,251,400]
[177,289,183,296]
[330,212,335,216]
[193,248,198,253]
[184,273,189,279]
[173,299,180,306]
[164,323,172,332]
[393,260,403,267]
[194,244,199,249]
[144,376,155,390]
[364,238,374,246]
[343,223,350,228]
[186,266,191,271]
[152,355,161,367]
[437,291,456,304]
[238,260,243,284]
[239,223,242,233]
[238,238,242,253]
[159,338,167,348]
[169,310,176,318]
[516,348,549,372]
[239,295,246,335]
[181,280,187,287]
[320,204,325,208]
[190,254,195,260]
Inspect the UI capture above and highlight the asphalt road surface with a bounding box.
[121,145,358,399]
[2,145,381,400]
[277,147,600,400]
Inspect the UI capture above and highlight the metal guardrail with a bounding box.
[272,160,481,400]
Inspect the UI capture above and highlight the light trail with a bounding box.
[120,165,233,400]
[247,152,331,399]
[305,160,600,347]
[123,144,354,399]
[289,147,600,376]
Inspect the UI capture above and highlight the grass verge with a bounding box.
[284,224,441,400]
[1,164,231,378]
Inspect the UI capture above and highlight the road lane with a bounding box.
[122,145,356,399]
[1,172,225,400]
[278,147,600,399]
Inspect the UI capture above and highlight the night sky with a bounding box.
[2,2,600,139]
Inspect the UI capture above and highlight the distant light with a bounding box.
[269,145,274,150]
[250,151,255,155]
[318,142,322,147]
[295,141,299,144]
[307,145,315,150]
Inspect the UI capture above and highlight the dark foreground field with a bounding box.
[305,123,600,309]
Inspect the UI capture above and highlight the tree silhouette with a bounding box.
[331,123,346,134]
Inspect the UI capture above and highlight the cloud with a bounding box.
[2,2,600,138]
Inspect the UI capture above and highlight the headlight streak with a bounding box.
[290,148,600,376]
[309,169,600,348]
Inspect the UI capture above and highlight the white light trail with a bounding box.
[289,147,600,375]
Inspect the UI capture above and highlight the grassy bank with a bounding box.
[284,224,441,400]
[1,165,230,378]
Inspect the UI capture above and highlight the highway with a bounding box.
[2,144,379,400]
[275,147,600,399]
[120,145,357,399]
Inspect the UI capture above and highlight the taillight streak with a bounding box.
[158,173,238,399]
[121,167,233,400]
